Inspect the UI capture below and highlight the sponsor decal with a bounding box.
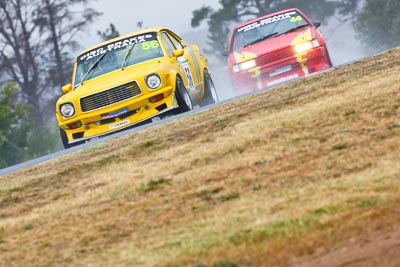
[237,11,297,32]
[269,65,293,77]
[290,16,303,23]
[250,67,263,90]
[141,40,160,50]
[267,74,299,87]
[187,47,201,91]
[78,33,157,63]
[101,107,129,119]
[291,28,312,75]
[178,57,196,91]
[109,119,130,130]
[233,51,257,64]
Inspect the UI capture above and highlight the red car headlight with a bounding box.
[232,59,257,73]
[293,39,321,53]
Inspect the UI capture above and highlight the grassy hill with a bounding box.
[1,48,400,266]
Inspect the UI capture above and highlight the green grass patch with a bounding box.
[332,143,349,150]
[137,178,171,193]
[219,192,240,202]
[22,224,33,231]
[0,187,12,195]
[254,160,267,166]
[109,187,133,199]
[142,139,156,148]
[388,123,400,130]
[356,199,378,208]
[213,259,238,267]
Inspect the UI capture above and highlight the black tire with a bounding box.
[200,70,218,107]
[59,128,84,149]
[175,76,193,114]
[59,127,71,149]
[326,48,333,68]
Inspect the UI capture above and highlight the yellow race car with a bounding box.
[56,28,218,148]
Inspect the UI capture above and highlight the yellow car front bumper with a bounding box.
[60,86,176,144]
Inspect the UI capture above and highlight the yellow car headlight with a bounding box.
[233,59,256,73]
[60,103,75,118]
[145,74,162,90]
[294,39,321,53]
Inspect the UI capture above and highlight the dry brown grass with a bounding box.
[1,48,400,267]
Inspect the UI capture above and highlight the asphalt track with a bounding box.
[0,48,392,177]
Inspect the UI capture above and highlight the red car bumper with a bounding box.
[230,46,331,94]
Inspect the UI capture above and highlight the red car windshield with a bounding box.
[231,10,309,51]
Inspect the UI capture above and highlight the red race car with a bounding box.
[226,8,332,94]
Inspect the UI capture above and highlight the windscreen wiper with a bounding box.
[121,43,136,70]
[244,32,279,47]
[79,53,107,85]
[279,24,309,36]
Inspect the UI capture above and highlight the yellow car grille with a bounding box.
[80,81,141,112]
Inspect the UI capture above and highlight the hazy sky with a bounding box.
[83,0,220,46]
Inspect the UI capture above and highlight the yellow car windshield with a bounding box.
[74,32,164,86]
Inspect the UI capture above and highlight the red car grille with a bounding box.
[80,81,141,112]
[255,46,295,66]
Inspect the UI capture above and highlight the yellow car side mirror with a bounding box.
[61,84,72,94]
[172,49,184,58]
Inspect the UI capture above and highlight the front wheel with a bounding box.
[59,128,83,149]
[59,127,72,149]
[200,70,218,107]
[175,76,193,114]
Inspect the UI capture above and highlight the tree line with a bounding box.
[1,0,399,168]
[0,0,101,167]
